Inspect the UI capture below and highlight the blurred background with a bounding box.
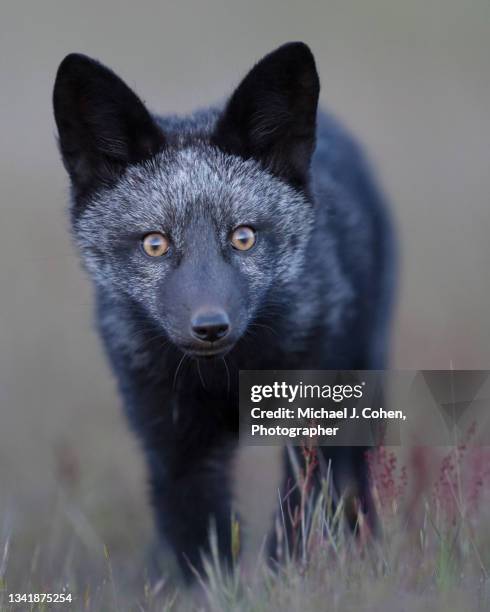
[0,0,489,582]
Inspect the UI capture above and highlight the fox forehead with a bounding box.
[77,145,312,239]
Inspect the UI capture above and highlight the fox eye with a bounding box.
[141,232,170,257]
[230,226,256,251]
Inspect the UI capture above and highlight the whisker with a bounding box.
[173,353,187,391]
[222,357,231,396]
[248,322,279,338]
[196,359,207,390]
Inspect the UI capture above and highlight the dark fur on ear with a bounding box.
[212,42,320,190]
[53,53,164,199]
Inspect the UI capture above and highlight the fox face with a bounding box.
[53,43,320,357]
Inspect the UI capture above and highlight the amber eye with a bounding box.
[230,226,256,251]
[141,232,170,257]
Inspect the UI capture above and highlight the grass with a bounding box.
[1,442,490,611]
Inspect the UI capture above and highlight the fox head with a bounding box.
[53,43,320,358]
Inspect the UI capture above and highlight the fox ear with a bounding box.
[53,54,164,194]
[213,42,320,190]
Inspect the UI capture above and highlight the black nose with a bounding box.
[191,310,230,343]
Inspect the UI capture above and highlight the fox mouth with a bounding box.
[182,343,234,359]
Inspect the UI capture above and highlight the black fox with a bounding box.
[53,42,395,580]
